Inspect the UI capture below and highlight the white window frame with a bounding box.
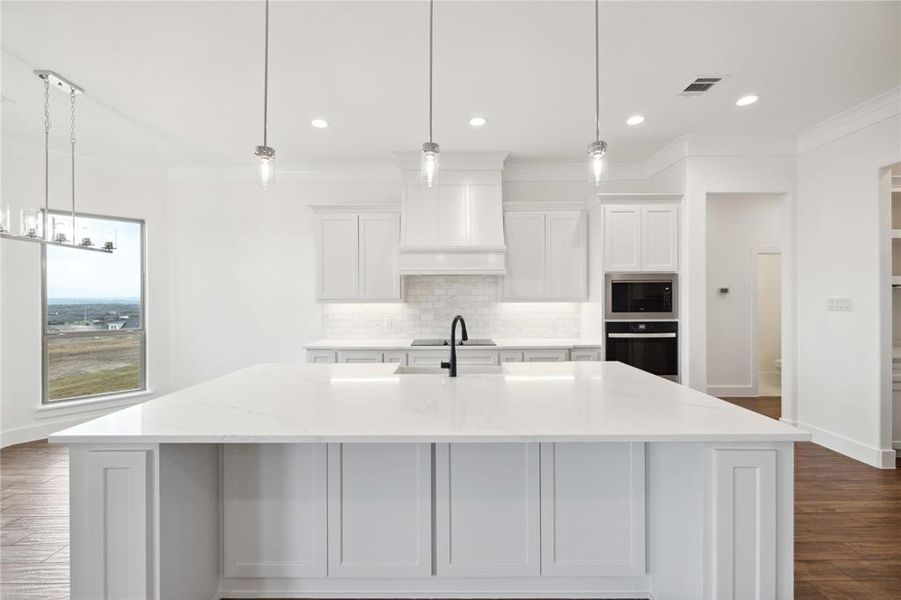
[41,212,147,405]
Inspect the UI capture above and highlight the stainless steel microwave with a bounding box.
[605,273,678,320]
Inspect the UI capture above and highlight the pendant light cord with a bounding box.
[428,0,434,144]
[70,90,77,235]
[594,0,600,143]
[262,0,270,147]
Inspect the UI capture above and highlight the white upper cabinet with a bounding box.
[314,208,401,302]
[401,183,504,249]
[503,206,586,301]
[603,205,642,272]
[604,203,678,273]
[640,205,679,272]
[317,214,359,300]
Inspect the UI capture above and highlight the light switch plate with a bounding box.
[826,296,852,312]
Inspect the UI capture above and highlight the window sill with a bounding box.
[35,389,153,419]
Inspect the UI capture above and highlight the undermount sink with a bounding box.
[393,365,504,376]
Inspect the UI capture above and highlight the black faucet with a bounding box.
[440,315,468,377]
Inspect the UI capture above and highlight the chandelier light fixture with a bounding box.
[420,0,439,187]
[587,0,608,186]
[0,70,114,253]
[253,0,275,187]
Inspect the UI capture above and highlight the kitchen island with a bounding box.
[51,361,808,600]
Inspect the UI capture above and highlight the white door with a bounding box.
[358,213,401,300]
[317,214,358,300]
[604,205,642,272]
[327,443,431,577]
[641,204,678,272]
[522,349,569,362]
[223,445,327,578]
[503,212,547,299]
[546,211,587,300]
[435,443,540,577]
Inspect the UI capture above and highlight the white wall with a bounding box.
[0,150,170,446]
[796,91,901,468]
[705,194,783,397]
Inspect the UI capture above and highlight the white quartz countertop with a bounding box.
[51,362,809,444]
[304,338,603,350]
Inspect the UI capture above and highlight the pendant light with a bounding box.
[587,0,608,186]
[0,70,113,253]
[420,0,439,187]
[253,0,275,187]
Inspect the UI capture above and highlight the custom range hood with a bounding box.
[396,151,508,275]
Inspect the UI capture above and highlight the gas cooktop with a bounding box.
[410,338,496,347]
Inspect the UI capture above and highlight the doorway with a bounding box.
[755,252,781,397]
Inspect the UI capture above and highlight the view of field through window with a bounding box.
[44,215,144,402]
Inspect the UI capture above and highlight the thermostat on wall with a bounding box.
[718,287,729,295]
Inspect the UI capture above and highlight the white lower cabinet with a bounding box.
[539,442,645,576]
[570,349,602,361]
[337,350,384,363]
[223,444,327,578]
[522,349,569,362]
[407,349,498,367]
[306,350,337,364]
[327,443,431,577]
[435,443,541,577]
[499,350,524,363]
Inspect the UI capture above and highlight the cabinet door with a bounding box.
[327,443,431,577]
[570,349,602,361]
[523,349,569,362]
[337,350,384,364]
[358,213,401,300]
[407,351,446,367]
[306,350,336,364]
[317,214,359,300]
[641,204,678,272]
[503,212,547,299]
[383,351,406,365]
[499,350,524,363]
[455,350,498,366]
[435,443,540,577]
[604,206,641,272]
[546,211,587,300]
[223,445,327,578]
[540,443,645,576]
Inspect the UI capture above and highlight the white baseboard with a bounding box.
[1,414,96,448]
[795,420,897,469]
[706,385,757,398]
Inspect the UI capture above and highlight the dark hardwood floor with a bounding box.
[1,399,899,599]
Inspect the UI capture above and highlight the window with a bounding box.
[42,213,145,403]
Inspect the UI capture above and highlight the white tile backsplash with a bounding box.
[321,276,582,338]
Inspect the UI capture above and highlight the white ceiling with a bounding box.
[1,1,899,168]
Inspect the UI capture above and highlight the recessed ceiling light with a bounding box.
[736,95,759,107]
[626,115,645,126]
[311,118,329,128]
[469,116,487,127]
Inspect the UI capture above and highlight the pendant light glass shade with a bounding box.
[421,142,440,188]
[588,140,608,186]
[255,145,275,188]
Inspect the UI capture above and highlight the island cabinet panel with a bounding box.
[707,447,781,600]
[435,443,540,577]
[327,443,431,577]
[223,444,327,578]
[70,448,152,600]
[539,442,646,576]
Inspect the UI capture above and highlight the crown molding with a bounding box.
[2,141,167,180]
[502,161,645,183]
[643,135,690,179]
[797,86,901,155]
[167,163,400,183]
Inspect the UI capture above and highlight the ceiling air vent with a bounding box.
[679,77,723,96]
